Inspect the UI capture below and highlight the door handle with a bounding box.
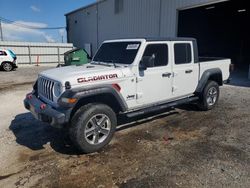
[185,69,193,74]
[162,72,172,78]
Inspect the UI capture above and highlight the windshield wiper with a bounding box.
[92,59,121,68]
[91,60,112,67]
[105,60,120,68]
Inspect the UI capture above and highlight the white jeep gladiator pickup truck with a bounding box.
[24,38,231,153]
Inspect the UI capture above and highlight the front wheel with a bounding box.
[197,81,220,111]
[69,103,117,153]
[2,62,13,72]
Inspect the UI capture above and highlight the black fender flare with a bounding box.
[58,84,128,112]
[195,68,223,93]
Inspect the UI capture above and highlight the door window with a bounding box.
[0,51,7,56]
[142,44,168,67]
[174,43,192,64]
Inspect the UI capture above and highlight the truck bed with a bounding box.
[199,58,231,81]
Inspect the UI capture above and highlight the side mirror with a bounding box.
[139,56,155,71]
[139,60,147,71]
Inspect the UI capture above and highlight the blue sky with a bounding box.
[0,0,95,43]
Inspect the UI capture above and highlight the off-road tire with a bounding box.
[69,103,117,153]
[197,80,220,111]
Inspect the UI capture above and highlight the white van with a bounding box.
[0,49,18,71]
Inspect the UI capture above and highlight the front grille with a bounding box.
[38,77,55,101]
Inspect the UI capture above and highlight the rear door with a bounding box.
[172,42,199,98]
[136,42,173,105]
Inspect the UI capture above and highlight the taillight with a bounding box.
[230,64,234,73]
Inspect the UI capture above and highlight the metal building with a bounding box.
[65,0,249,69]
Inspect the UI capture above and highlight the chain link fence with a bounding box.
[0,41,74,64]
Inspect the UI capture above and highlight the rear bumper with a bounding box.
[13,59,18,68]
[24,94,70,128]
[224,78,231,84]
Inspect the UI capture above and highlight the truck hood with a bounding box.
[39,63,131,87]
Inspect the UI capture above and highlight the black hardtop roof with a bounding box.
[145,37,196,42]
[106,37,196,42]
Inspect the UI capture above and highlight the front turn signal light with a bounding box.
[61,98,77,104]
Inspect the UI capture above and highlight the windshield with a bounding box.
[93,42,141,65]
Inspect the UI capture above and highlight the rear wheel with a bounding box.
[2,62,13,72]
[69,103,117,153]
[197,81,220,111]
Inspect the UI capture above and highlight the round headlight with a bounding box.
[53,82,62,97]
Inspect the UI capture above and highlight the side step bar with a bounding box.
[125,96,199,118]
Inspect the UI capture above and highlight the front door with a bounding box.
[136,43,173,105]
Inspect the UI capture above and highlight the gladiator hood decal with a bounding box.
[77,74,118,83]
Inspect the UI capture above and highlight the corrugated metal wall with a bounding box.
[0,41,73,64]
[66,0,223,53]
[67,5,98,55]
[97,0,162,41]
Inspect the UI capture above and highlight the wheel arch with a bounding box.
[196,68,223,93]
[1,61,12,66]
[71,93,125,118]
[60,85,128,120]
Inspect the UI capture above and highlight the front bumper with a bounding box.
[24,94,69,128]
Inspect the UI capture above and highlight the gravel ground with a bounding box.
[0,67,249,188]
[0,65,56,90]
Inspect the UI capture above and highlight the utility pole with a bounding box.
[0,19,3,41]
